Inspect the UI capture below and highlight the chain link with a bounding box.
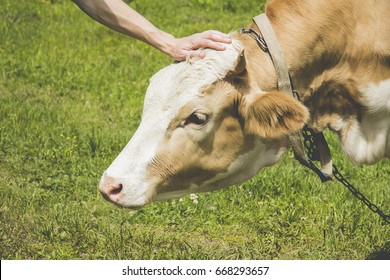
[302,127,320,161]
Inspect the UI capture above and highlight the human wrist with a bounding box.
[147,29,177,58]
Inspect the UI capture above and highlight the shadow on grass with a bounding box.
[366,241,390,260]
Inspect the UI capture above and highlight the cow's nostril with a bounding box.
[108,183,123,196]
[98,174,126,203]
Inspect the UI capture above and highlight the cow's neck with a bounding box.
[263,0,390,90]
[266,1,355,91]
[236,2,351,93]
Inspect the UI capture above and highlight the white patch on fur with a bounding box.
[154,140,286,201]
[102,41,245,207]
[361,79,390,113]
[342,79,390,164]
[201,140,286,189]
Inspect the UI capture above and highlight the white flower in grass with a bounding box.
[190,193,199,204]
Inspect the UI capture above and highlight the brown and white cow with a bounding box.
[99,0,390,208]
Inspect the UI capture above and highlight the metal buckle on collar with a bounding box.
[240,25,268,52]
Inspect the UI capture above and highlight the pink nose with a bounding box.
[98,174,123,203]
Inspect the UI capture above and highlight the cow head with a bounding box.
[98,40,309,208]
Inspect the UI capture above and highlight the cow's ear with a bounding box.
[239,91,309,138]
[227,49,246,77]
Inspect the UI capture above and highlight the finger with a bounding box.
[201,30,232,44]
[193,38,227,51]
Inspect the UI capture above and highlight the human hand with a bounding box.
[168,30,232,61]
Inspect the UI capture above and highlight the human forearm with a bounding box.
[71,0,174,52]
[72,0,231,60]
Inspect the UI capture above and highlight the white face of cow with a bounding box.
[98,40,309,208]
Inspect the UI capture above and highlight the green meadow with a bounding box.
[0,0,389,259]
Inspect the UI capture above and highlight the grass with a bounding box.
[0,0,389,260]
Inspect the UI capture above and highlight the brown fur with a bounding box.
[240,92,309,138]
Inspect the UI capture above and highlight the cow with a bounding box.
[98,0,390,208]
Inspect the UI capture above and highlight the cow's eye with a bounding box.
[184,112,208,126]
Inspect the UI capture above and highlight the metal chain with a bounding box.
[302,127,320,161]
[301,127,332,182]
[303,127,390,224]
[332,165,390,224]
